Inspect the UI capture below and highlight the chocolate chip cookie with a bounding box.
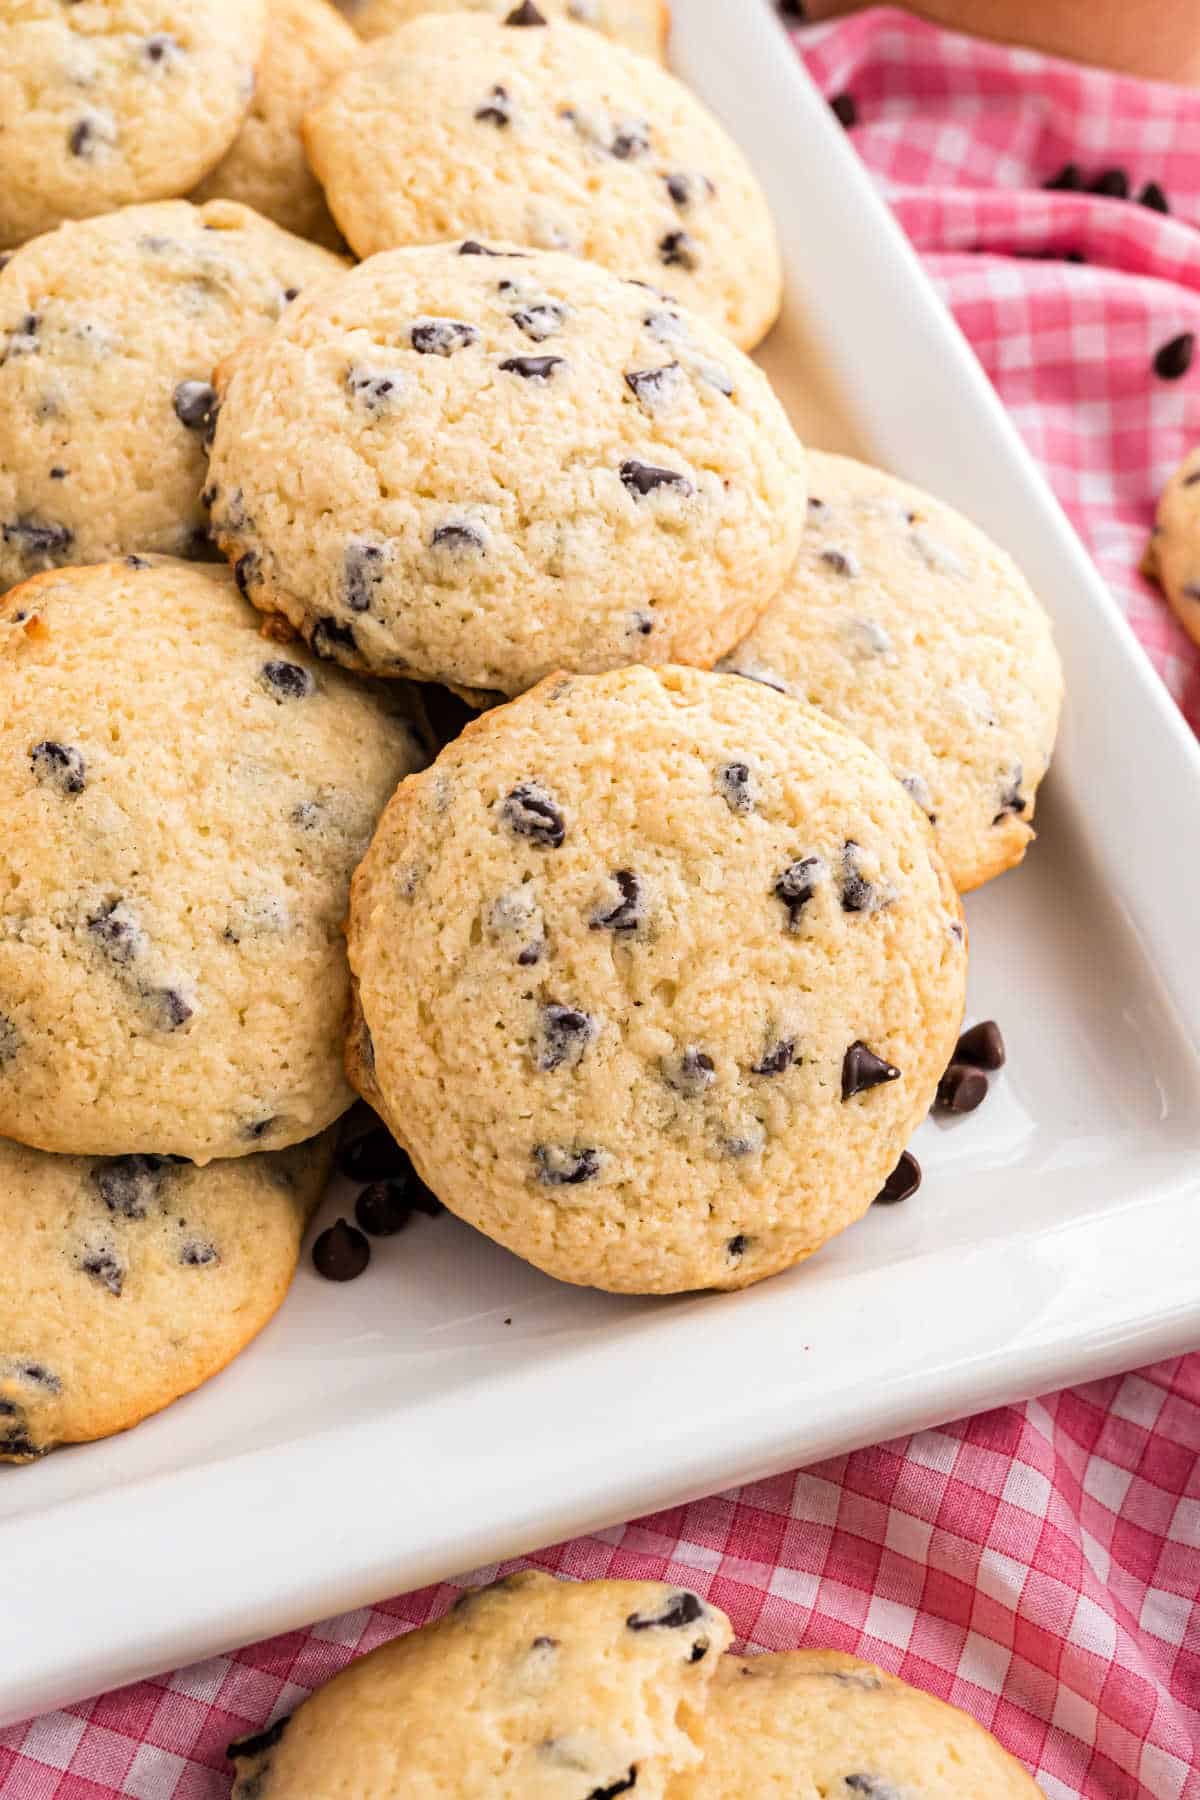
[719,452,1064,892]
[0,0,267,247]
[354,0,668,61]
[0,1130,333,1463]
[206,242,806,694]
[0,557,427,1161]
[302,11,781,348]
[346,666,966,1295]
[1144,442,1200,650]
[0,199,345,593]
[228,1570,730,1798]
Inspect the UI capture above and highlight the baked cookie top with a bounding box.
[0,1130,333,1463]
[302,11,781,348]
[0,0,267,247]
[0,199,345,592]
[720,452,1063,892]
[0,556,426,1162]
[229,1570,730,1798]
[206,242,806,695]
[1145,441,1200,651]
[347,666,965,1295]
[354,0,668,62]
[669,1650,1044,1798]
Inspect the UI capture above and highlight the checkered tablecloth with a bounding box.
[3,8,1198,1796]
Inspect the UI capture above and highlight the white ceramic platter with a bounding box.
[3,0,1199,1729]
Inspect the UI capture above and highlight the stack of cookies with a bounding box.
[1,0,1063,1465]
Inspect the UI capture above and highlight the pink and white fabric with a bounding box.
[2,10,1197,1796]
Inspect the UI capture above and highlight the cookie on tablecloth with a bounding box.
[302,12,780,348]
[669,1650,1044,1798]
[346,666,965,1295]
[0,557,427,1162]
[354,0,668,60]
[192,0,358,248]
[228,1570,730,1797]
[0,0,267,247]
[0,200,345,592]
[719,452,1063,892]
[206,243,806,694]
[1144,442,1200,650]
[0,1131,333,1463]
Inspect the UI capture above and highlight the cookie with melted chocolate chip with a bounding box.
[354,0,668,60]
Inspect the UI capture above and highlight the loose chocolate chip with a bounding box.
[658,230,699,270]
[501,783,565,847]
[345,365,406,411]
[334,1128,407,1183]
[172,379,217,443]
[955,1019,1005,1069]
[620,459,693,499]
[830,92,857,128]
[663,1046,715,1096]
[992,766,1027,823]
[839,841,883,913]
[1091,167,1129,198]
[87,899,144,965]
[533,1145,600,1185]
[234,551,259,596]
[410,318,479,356]
[538,1002,596,1070]
[312,1217,370,1281]
[431,520,488,554]
[610,123,650,160]
[752,1037,795,1076]
[510,301,566,341]
[355,1180,414,1236]
[475,84,512,126]
[727,1233,748,1257]
[874,1150,921,1205]
[1154,332,1195,380]
[259,659,314,701]
[505,1,546,22]
[499,354,565,380]
[588,1773,637,1800]
[30,740,86,795]
[714,761,755,815]
[181,1240,219,1266]
[1139,180,1170,213]
[69,118,97,157]
[936,1062,989,1113]
[627,1591,704,1631]
[624,363,682,409]
[3,516,73,560]
[79,1247,124,1295]
[590,869,643,932]
[775,855,824,926]
[311,615,357,659]
[344,540,386,612]
[228,1716,291,1763]
[92,1154,170,1218]
[1043,163,1082,191]
[841,1041,901,1101]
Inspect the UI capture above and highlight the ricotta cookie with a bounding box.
[1144,442,1200,650]
[355,0,668,61]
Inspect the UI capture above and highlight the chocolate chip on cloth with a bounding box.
[301,12,781,348]
[718,450,1064,893]
[666,1648,1044,1800]
[346,666,965,1295]
[0,199,345,593]
[227,1570,730,1798]
[0,558,426,1160]
[1143,441,1200,652]
[0,1130,333,1462]
[206,243,805,694]
[0,0,268,247]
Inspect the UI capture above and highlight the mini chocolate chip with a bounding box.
[936,1062,989,1113]
[830,92,857,127]
[993,766,1027,823]
[410,318,479,356]
[505,0,546,22]
[821,548,858,576]
[88,899,144,965]
[234,551,259,596]
[511,301,566,341]
[259,659,314,700]
[501,783,565,847]
[727,1233,748,1257]
[346,365,406,411]
[874,1150,921,1205]
[840,841,882,913]
[629,610,654,635]
[181,1240,219,1266]
[3,516,73,559]
[312,1217,370,1281]
[0,1426,39,1459]
[620,459,693,498]
[0,1013,20,1065]
[92,1154,170,1218]
[69,118,97,156]
[344,540,386,612]
[590,869,642,932]
[144,985,194,1030]
[499,354,565,380]
[665,171,712,207]
[475,84,512,126]
[144,32,180,62]
[311,615,358,659]
[627,1592,704,1630]
[1091,167,1129,198]
[431,520,487,553]
[845,1781,902,1799]
[355,1180,413,1236]
[1043,163,1082,191]
[534,1145,600,1185]
[30,740,86,795]
[1154,332,1194,380]
[538,1002,596,1070]
[658,230,699,270]
[663,1046,715,1095]
[228,1716,291,1763]
[459,239,502,255]
[842,1041,901,1100]
[517,941,544,965]
[752,1037,795,1076]
[588,1773,637,1800]
[775,855,824,926]
[715,761,755,814]
[50,466,66,479]
[335,1126,410,1182]
[126,552,151,567]
[955,1019,1005,1069]
[79,1247,124,1295]
[624,363,682,408]
[172,379,217,442]
[1139,180,1170,213]
[611,123,650,159]
[244,1116,278,1141]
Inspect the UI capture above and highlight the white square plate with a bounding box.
[3,0,1199,1728]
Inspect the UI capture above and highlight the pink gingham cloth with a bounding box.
[3,10,1199,1797]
